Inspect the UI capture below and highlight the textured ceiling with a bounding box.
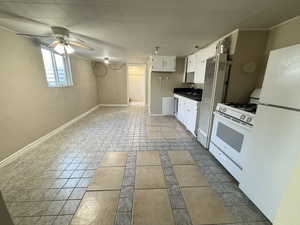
[0,0,300,62]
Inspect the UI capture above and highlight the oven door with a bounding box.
[211,112,251,168]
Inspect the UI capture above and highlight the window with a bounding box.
[41,47,73,87]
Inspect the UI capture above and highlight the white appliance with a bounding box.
[162,97,175,115]
[197,54,229,148]
[239,44,300,222]
[209,103,255,181]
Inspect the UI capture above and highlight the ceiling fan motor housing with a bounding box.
[51,26,70,38]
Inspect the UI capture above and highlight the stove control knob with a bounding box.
[246,117,252,123]
[222,108,226,112]
[240,115,246,120]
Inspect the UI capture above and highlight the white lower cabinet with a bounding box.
[175,94,199,135]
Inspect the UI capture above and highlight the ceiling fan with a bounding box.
[16,26,94,54]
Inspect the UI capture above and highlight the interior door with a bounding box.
[260,44,300,109]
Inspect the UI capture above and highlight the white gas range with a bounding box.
[209,103,256,181]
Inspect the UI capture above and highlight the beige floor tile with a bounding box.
[133,189,174,225]
[173,165,209,187]
[101,152,128,167]
[182,187,236,225]
[136,151,161,166]
[88,167,124,191]
[71,191,119,225]
[168,151,194,165]
[135,166,166,189]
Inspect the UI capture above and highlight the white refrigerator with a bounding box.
[197,53,228,148]
[239,44,300,222]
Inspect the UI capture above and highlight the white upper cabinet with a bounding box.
[163,56,176,72]
[187,54,196,73]
[152,56,176,72]
[152,56,164,71]
[185,43,217,83]
[206,42,218,58]
[194,51,206,83]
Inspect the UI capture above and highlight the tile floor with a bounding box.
[0,106,271,225]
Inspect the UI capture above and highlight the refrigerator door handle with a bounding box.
[259,102,300,112]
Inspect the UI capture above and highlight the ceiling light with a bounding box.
[65,45,74,54]
[54,43,65,54]
[154,46,160,55]
[104,57,110,64]
[54,43,74,54]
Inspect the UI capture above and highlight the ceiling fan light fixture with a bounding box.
[54,43,65,54]
[54,43,74,54]
[65,45,74,54]
[104,57,110,64]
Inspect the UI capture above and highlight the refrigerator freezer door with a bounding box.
[197,54,228,148]
[197,57,215,147]
[239,104,300,222]
[260,44,300,110]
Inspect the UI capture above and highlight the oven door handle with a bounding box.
[213,112,252,130]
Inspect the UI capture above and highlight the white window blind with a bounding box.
[41,47,73,87]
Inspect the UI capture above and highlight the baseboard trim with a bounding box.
[99,104,128,107]
[0,105,100,168]
[150,113,165,116]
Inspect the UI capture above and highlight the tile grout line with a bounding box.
[113,151,136,225]
[160,151,193,225]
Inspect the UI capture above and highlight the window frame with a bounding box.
[41,45,73,88]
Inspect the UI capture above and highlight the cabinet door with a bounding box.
[185,105,196,133]
[163,56,176,72]
[187,54,195,73]
[177,98,184,122]
[206,42,217,58]
[194,51,206,83]
[152,56,163,72]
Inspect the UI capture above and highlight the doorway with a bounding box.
[127,64,146,105]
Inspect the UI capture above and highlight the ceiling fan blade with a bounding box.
[48,40,60,48]
[65,36,86,43]
[69,41,94,50]
[16,33,52,38]
[70,31,124,51]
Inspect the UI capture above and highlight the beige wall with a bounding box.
[266,17,300,52]
[257,17,300,87]
[0,192,14,225]
[226,30,268,103]
[95,63,128,105]
[0,28,98,162]
[150,58,187,114]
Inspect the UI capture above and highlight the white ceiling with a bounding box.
[0,0,300,63]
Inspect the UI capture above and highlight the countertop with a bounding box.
[173,88,202,102]
[174,92,202,102]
